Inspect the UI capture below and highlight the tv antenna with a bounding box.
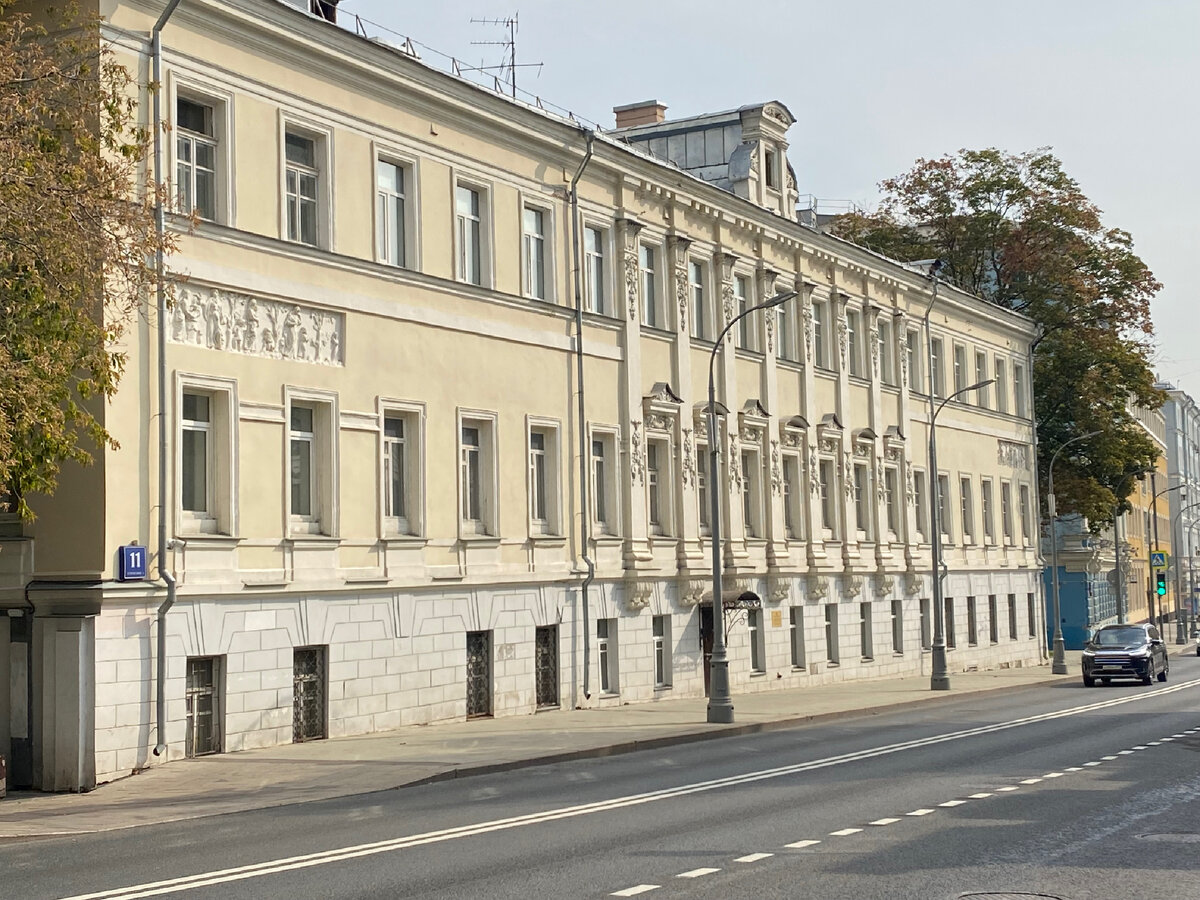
[468,13,542,98]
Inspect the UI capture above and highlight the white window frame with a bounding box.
[741,443,764,539]
[279,115,332,249]
[174,96,218,222]
[854,459,873,540]
[778,294,797,361]
[378,398,425,538]
[994,357,1009,413]
[789,606,805,668]
[284,387,338,537]
[583,222,609,315]
[646,435,676,537]
[454,176,493,288]
[373,145,420,270]
[1001,480,1015,545]
[878,315,895,386]
[697,435,711,536]
[813,299,830,369]
[1019,483,1033,546]
[527,417,563,537]
[819,455,839,539]
[847,308,864,377]
[782,452,803,540]
[960,475,975,545]
[458,409,499,538]
[168,74,233,225]
[884,464,900,539]
[974,350,989,407]
[937,472,953,542]
[689,259,709,340]
[176,374,238,537]
[597,618,618,695]
[589,426,621,537]
[748,608,765,673]
[653,614,671,687]
[735,274,756,351]
[639,242,661,328]
[931,336,945,398]
[860,601,873,660]
[953,344,967,395]
[980,477,995,545]
[521,200,553,301]
[1014,362,1029,418]
[914,469,929,541]
[906,329,922,393]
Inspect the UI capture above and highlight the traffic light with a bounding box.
[1155,572,1167,597]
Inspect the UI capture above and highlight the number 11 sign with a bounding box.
[119,544,147,581]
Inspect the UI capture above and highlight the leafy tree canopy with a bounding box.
[0,3,168,517]
[832,148,1163,528]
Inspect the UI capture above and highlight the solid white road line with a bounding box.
[735,853,774,863]
[56,682,1200,900]
[677,868,720,879]
[829,828,862,836]
[612,886,659,896]
[785,840,822,849]
[869,817,901,826]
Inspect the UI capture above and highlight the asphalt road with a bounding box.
[8,654,1200,900]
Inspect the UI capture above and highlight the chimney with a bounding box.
[613,101,668,129]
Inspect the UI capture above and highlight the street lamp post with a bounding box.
[706,289,797,724]
[1170,499,1200,643]
[1149,480,1184,636]
[1047,430,1102,674]
[1111,469,1149,625]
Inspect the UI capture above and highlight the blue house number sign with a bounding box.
[119,544,148,581]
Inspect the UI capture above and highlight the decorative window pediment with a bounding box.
[739,399,769,444]
[643,381,682,433]
[780,415,808,448]
[883,425,906,461]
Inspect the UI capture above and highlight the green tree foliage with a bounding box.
[832,148,1162,527]
[0,3,168,517]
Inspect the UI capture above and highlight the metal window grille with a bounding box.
[292,646,326,742]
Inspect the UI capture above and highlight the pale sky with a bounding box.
[342,0,1199,398]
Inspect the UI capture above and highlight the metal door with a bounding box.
[465,630,492,717]
[185,657,220,756]
[699,607,714,697]
[293,646,326,742]
[534,625,558,708]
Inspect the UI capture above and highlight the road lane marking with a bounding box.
[1065,767,1083,771]
[735,853,774,862]
[969,793,993,798]
[1148,741,1162,746]
[58,681,1200,900]
[996,786,1020,791]
[785,840,821,849]
[1101,755,1118,760]
[1118,750,1135,755]
[907,809,935,816]
[829,828,862,836]
[612,886,659,896]
[1020,778,1043,784]
[870,817,901,825]
[1083,762,1102,767]
[939,800,967,807]
[1043,772,1064,778]
[677,868,720,878]
[1132,745,1148,750]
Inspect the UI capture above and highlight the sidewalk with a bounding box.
[0,652,1099,839]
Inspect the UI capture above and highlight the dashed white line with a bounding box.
[1118,750,1135,755]
[785,840,822,849]
[1148,741,1162,746]
[907,808,936,816]
[1020,778,1043,785]
[997,786,1021,791]
[1043,772,1064,778]
[1162,737,1176,742]
[969,792,994,799]
[1102,755,1118,760]
[870,817,901,826]
[677,868,720,879]
[1132,745,1148,751]
[1065,767,1083,772]
[829,828,863,836]
[735,853,774,863]
[612,886,659,897]
[939,800,967,807]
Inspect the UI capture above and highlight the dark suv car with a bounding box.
[1082,624,1168,686]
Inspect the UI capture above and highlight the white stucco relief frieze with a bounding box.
[171,286,344,366]
[997,440,1031,469]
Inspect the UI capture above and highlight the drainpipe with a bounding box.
[151,0,183,757]
[569,131,594,700]
[1027,330,1047,660]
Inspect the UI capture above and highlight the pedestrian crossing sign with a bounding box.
[1150,551,1168,570]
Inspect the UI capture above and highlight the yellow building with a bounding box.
[0,0,1044,789]
[1118,399,1171,626]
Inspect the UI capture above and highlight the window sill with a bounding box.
[893,651,905,658]
[175,533,241,545]
[653,684,672,692]
[459,534,501,545]
[791,665,806,672]
[382,534,427,544]
[591,533,624,545]
[749,670,767,678]
[825,661,840,668]
[529,534,568,544]
[287,534,339,544]
[861,657,875,663]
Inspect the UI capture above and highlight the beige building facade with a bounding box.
[0,0,1045,790]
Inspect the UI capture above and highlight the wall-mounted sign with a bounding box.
[119,544,148,582]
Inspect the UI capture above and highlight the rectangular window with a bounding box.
[585,225,606,314]
[819,457,838,537]
[284,132,318,246]
[960,476,974,545]
[994,357,1008,413]
[981,478,995,544]
[1001,481,1014,544]
[179,379,235,536]
[783,455,802,539]
[884,466,900,538]
[907,330,921,393]
[764,147,779,189]
[859,602,873,660]
[185,656,222,757]
[790,606,805,668]
[646,439,673,536]
[591,432,619,535]
[1019,484,1033,545]
[878,317,895,385]
[653,615,671,687]
[988,595,999,643]
[456,184,485,286]
[778,297,796,361]
[1014,363,1028,418]
[382,413,411,533]
[735,275,755,351]
[914,470,929,541]
[813,300,829,369]
[689,261,707,339]
[1008,593,1018,640]
[181,392,212,522]
[742,447,762,539]
[176,97,217,221]
[522,205,548,300]
[953,344,967,394]
[289,404,316,523]
[891,599,903,654]
[967,596,978,646]
[931,337,944,398]
[945,597,956,649]
[640,244,659,328]
[376,159,407,268]
[528,426,560,535]
[937,473,952,540]
[847,309,863,377]
[597,618,618,694]
[1027,592,1037,637]
[854,462,872,540]
[697,439,710,535]
[920,596,931,650]
[748,609,765,673]
[824,603,839,664]
[975,351,989,407]
[459,415,497,536]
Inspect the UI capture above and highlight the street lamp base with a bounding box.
[706,701,735,724]
[1051,635,1069,675]
[930,645,951,691]
[706,653,735,724]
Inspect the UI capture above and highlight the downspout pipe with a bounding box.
[152,0,183,757]
[569,131,594,700]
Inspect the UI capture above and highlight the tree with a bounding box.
[832,148,1162,527]
[0,3,168,518]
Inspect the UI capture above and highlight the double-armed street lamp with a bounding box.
[705,289,797,725]
[1047,430,1102,674]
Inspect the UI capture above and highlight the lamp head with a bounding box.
[764,290,797,309]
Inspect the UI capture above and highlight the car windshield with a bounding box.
[1094,627,1147,647]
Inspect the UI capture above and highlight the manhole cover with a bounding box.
[1136,832,1200,843]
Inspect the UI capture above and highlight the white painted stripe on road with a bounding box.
[1084,762,1102,767]
[907,809,936,816]
[1065,767,1083,771]
[939,800,967,807]
[785,839,821,849]
[57,678,1200,900]
[1148,741,1162,746]
[996,786,1020,791]
[612,886,659,896]
[1133,745,1148,750]
[1102,755,1118,760]
[1161,737,1175,742]
[677,868,720,879]
[735,853,774,862]
[870,817,900,826]
[1043,772,1064,778]
[829,828,862,836]
[1118,750,1135,755]
[969,793,993,799]
[1020,778,1043,784]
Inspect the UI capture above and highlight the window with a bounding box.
[819,457,838,538]
[960,476,974,544]
[376,159,408,268]
[653,615,671,687]
[914,470,929,541]
[860,602,873,660]
[994,357,1008,413]
[640,244,659,328]
[813,300,831,369]
[783,454,803,539]
[975,351,989,407]
[778,296,797,361]
[748,609,765,673]
[953,344,967,395]
[284,131,319,246]
[988,595,999,643]
[176,97,216,220]
[981,479,995,544]
[906,330,921,392]
[945,597,956,649]
[1001,481,1014,544]
[522,205,548,300]
[289,404,316,524]
[591,431,619,535]
[967,596,978,645]
[790,606,805,668]
[646,439,673,536]
[597,618,618,694]
[891,599,903,654]
[382,409,421,536]
[920,597,931,650]
[884,466,900,538]
[697,438,710,535]
[528,424,561,536]
[735,275,756,350]
[1019,484,1033,545]
[459,414,497,536]
[937,473,952,540]
[287,395,336,536]
[878,316,895,385]
[689,260,707,339]
[1027,592,1037,637]
[742,446,763,538]
[584,225,606,314]
[1014,362,1028,418]
[824,603,839,664]
[930,337,944,398]
[854,462,873,540]
[847,309,863,377]
[764,147,779,189]
[181,392,213,528]
[1008,593,1018,639]
[185,656,222,757]
[456,184,485,285]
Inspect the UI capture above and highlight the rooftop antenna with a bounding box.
[468,13,542,98]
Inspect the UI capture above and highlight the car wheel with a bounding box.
[1159,661,1169,682]
[1082,674,1095,687]
[1142,669,1154,685]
